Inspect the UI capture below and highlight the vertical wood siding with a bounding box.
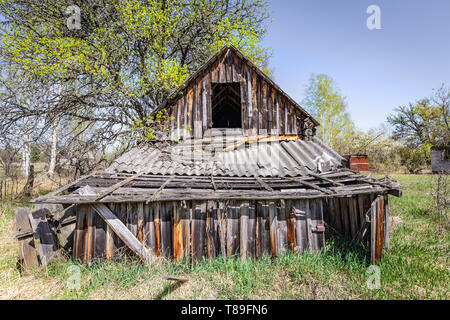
[165,49,307,139]
[73,193,384,262]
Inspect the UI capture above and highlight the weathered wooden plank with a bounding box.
[96,173,142,201]
[247,201,256,258]
[78,187,151,261]
[273,90,278,135]
[294,200,307,253]
[146,176,175,203]
[137,202,144,243]
[308,199,318,252]
[375,196,384,262]
[305,199,313,252]
[106,224,113,261]
[322,198,331,239]
[228,201,241,256]
[73,206,87,261]
[15,208,39,269]
[186,87,193,138]
[240,202,249,261]
[191,201,206,261]
[111,203,126,250]
[255,201,262,258]
[278,95,285,135]
[173,204,183,262]
[260,200,271,256]
[286,202,297,252]
[262,81,268,135]
[206,200,216,259]
[251,70,258,135]
[317,200,325,249]
[93,209,107,260]
[247,67,253,123]
[160,202,173,258]
[384,195,390,250]
[268,201,278,257]
[217,201,227,258]
[267,87,273,135]
[277,200,288,253]
[339,197,349,237]
[181,200,191,260]
[202,75,207,133]
[28,208,58,266]
[370,199,377,265]
[348,196,357,239]
[127,202,138,239]
[240,65,248,134]
[357,194,365,231]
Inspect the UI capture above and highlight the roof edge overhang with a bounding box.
[31,170,403,205]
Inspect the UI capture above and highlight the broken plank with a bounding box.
[146,176,175,203]
[28,209,58,266]
[15,208,39,269]
[96,173,143,201]
[78,186,152,262]
[287,177,335,195]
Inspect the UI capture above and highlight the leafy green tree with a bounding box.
[302,73,355,152]
[0,0,271,129]
[387,84,449,171]
[387,98,447,147]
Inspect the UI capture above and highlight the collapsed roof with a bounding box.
[33,134,401,204]
[107,132,344,177]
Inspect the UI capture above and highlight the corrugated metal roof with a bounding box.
[106,135,345,177]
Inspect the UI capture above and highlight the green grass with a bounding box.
[0,174,448,299]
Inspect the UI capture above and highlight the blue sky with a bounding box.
[262,0,450,131]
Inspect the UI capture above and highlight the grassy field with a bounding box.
[0,174,448,300]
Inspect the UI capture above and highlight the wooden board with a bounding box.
[28,208,57,266]
[78,186,151,262]
[15,208,39,269]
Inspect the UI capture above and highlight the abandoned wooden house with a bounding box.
[18,46,402,268]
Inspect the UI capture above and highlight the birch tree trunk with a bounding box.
[22,119,31,178]
[48,117,60,179]
[48,83,62,179]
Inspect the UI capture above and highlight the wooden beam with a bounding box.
[255,177,273,191]
[210,175,217,191]
[14,208,39,269]
[78,186,153,262]
[28,209,58,266]
[308,172,345,186]
[370,198,377,265]
[146,176,175,203]
[287,177,335,195]
[96,173,143,201]
[360,178,402,197]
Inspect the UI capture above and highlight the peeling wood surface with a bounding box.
[68,193,389,262]
[15,208,39,269]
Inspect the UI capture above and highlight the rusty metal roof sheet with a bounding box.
[106,135,345,177]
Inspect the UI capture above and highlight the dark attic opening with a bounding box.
[211,82,242,128]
